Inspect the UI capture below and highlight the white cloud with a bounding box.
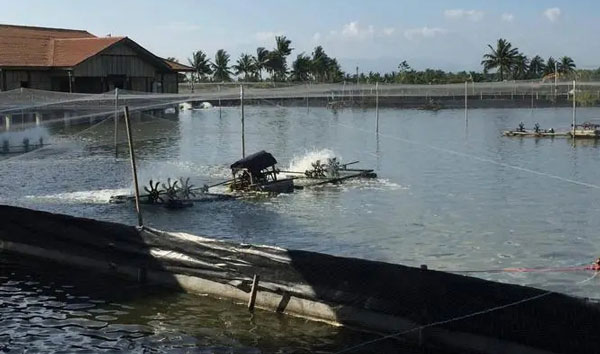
[254,31,284,42]
[501,13,514,22]
[404,27,447,40]
[312,32,321,42]
[544,7,561,22]
[339,21,375,40]
[383,27,395,36]
[444,9,484,22]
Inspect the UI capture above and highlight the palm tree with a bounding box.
[233,53,255,81]
[310,46,330,82]
[266,36,293,81]
[290,53,311,81]
[253,47,269,81]
[211,49,232,82]
[512,54,529,80]
[188,50,212,82]
[328,58,344,82]
[558,56,576,75]
[481,38,519,81]
[544,57,557,77]
[528,55,546,78]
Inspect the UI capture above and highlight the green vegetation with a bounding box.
[573,90,599,106]
[185,37,584,84]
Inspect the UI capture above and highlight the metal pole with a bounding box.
[554,61,558,98]
[306,83,309,114]
[240,84,245,158]
[572,79,576,138]
[123,106,143,227]
[114,88,119,157]
[375,82,379,133]
[218,84,222,118]
[464,81,468,123]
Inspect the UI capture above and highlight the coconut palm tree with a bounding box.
[188,50,212,82]
[233,53,255,81]
[481,38,519,81]
[211,49,232,82]
[310,46,330,82]
[266,36,293,81]
[544,57,557,77]
[512,54,529,80]
[290,53,311,82]
[253,47,269,81]
[328,58,344,82]
[528,55,546,78]
[558,56,576,75]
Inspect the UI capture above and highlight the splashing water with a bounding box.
[0,126,50,147]
[285,149,340,175]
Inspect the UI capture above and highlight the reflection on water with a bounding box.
[2,105,600,349]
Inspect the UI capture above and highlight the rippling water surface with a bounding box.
[2,105,600,351]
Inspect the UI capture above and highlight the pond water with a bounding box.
[2,104,600,351]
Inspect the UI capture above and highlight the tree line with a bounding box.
[185,36,343,84]
[179,36,584,84]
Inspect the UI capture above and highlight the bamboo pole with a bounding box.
[240,84,245,158]
[123,106,143,227]
[375,82,379,134]
[114,88,119,157]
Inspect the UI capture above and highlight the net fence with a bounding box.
[0,79,598,153]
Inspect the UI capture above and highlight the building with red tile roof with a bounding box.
[0,24,192,93]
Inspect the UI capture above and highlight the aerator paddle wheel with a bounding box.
[161,178,180,200]
[305,160,327,178]
[143,179,163,204]
[178,177,197,199]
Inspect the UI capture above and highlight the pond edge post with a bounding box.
[123,106,143,227]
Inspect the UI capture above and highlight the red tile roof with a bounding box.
[0,24,180,71]
[52,37,124,67]
[163,58,194,72]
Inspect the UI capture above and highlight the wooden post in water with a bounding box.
[123,106,143,227]
[240,84,245,158]
[572,80,576,139]
[248,274,260,312]
[375,82,379,134]
[114,88,119,157]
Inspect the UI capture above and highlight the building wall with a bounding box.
[1,43,179,93]
[163,73,178,93]
[74,42,157,78]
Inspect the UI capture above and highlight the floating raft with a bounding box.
[1,205,600,354]
[503,130,569,137]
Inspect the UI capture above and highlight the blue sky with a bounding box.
[2,0,598,73]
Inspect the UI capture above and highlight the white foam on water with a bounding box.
[285,148,338,175]
[24,188,129,204]
[0,126,50,147]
